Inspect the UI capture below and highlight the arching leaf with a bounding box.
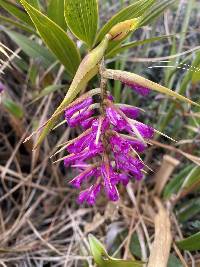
[20,0,80,77]
[177,232,200,251]
[64,0,98,48]
[0,0,33,26]
[95,0,155,44]
[48,0,67,30]
[4,29,56,68]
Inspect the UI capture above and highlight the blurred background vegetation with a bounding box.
[0,0,200,266]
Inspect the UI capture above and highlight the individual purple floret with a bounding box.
[124,82,150,96]
[106,107,128,131]
[120,105,140,119]
[65,97,93,127]
[63,91,154,205]
[70,167,98,188]
[101,163,119,202]
[65,97,93,118]
[80,117,95,129]
[125,138,147,152]
[77,184,101,205]
[134,121,154,139]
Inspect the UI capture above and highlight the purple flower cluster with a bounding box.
[64,89,154,205]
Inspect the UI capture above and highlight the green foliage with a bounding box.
[96,0,155,44]
[181,166,200,192]
[3,29,56,68]
[140,0,178,26]
[0,15,35,34]
[0,0,33,26]
[48,0,67,30]
[31,85,65,104]
[20,0,81,77]
[107,34,174,57]
[88,234,143,267]
[2,98,24,119]
[177,198,200,222]
[177,231,200,251]
[64,0,98,48]
[26,0,40,9]
[167,254,183,267]
[163,165,193,199]
[129,233,142,259]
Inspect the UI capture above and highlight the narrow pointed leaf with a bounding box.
[181,166,200,192]
[88,234,108,265]
[0,16,35,34]
[167,254,183,267]
[177,231,200,251]
[27,0,40,9]
[30,85,65,104]
[96,0,155,44]
[64,0,98,47]
[107,34,174,57]
[88,234,143,267]
[20,0,80,77]
[103,69,200,107]
[2,98,24,119]
[163,165,193,199]
[140,0,178,26]
[0,0,33,26]
[48,0,67,30]
[4,29,56,68]
[177,198,200,222]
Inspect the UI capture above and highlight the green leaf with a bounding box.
[20,0,81,77]
[107,34,174,57]
[2,98,24,119]
[88,234,143,267]
[140,0,178,26]
[30,84,65,104]
[88,234,109,266]
[192,64,200,83]
[48,0,67,30]
[167,254,183,267]
[129,233,142,259]
[4,29,56,68]
[27,0,40,9]
[96,0,155,44]
[177,231,200,251]
[163,165,193,199]
[177,198,200,222]
[0,0,33,26]
[0,15,35,34]
[64,0,98,47]
[181,166,200,192]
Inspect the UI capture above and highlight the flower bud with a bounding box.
[108,18,140,41]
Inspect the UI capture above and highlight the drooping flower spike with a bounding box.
[58,79,155,205]
[48,51,199,206]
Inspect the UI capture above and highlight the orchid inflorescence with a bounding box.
[33,20,197,206]
[61,60,154,205]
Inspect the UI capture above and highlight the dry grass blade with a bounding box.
[150,140,200,166]
[147,198,172,267]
